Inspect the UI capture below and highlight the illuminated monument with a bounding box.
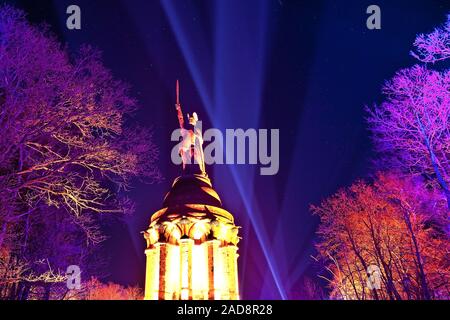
[143,81,240,300]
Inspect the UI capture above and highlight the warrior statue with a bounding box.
[175,80,206,175]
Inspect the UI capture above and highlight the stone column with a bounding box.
[179,238,193,300]
[206,240,220,299]
[144,245,160,300]
[228,246,239,300]
[158,243,168,300]
[221,245,239,300]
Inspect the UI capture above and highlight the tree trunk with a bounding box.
[418,116,450,210]
[398,200,431,299]
[0,222,6,248]
[345,228,379,300]
[366,217,402,300]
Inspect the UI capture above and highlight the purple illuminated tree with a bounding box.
[367,15,450,210]
[0,6,159,299]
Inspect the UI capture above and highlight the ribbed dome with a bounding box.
[162,174,222,208]
[146,172,238,245]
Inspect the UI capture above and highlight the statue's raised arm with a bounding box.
[175,80,184,129]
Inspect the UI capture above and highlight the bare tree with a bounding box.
[312,173,449,300]
[0,6,159,299]
[367,15,450,209]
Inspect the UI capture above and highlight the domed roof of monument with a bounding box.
[162,174,222,208]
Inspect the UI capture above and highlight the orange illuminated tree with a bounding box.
[312,173,449,300]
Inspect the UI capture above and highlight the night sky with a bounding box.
[6,0,450,299]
